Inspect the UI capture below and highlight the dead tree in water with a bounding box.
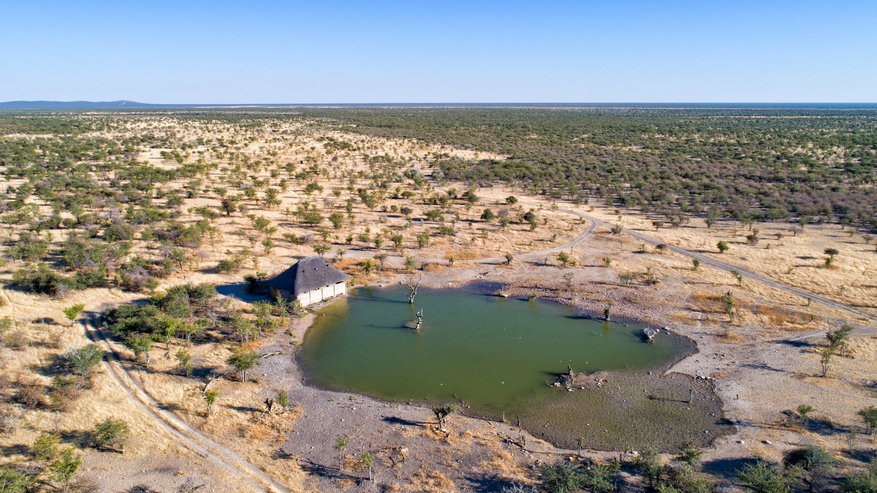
[407,276,422,304]
[415,309,424,331]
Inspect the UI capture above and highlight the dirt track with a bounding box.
[82,314,292,493]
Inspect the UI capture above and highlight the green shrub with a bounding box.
[91,417,129,452]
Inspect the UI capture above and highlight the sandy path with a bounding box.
[81,314,293,493]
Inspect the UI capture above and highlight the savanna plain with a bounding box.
[0,107,875,493]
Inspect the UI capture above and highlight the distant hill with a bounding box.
[0,100,154,110]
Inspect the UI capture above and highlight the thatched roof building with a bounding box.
[267,256,351,307]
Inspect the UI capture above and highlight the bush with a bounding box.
[843,459,877,492]
[12,263,72,297]
[32,433,61,462]
[737,459,789,493]
[0,466,39,492]
[102,303,162,337]
[103,222,135,242]
[91,417,129,452]
[784,446,835,491]
[540,461,584,493]
[63,344,105,376]
[217,256,245,273]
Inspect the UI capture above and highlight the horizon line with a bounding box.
[3,100,877,108]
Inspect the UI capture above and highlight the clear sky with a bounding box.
[1,0,875,104]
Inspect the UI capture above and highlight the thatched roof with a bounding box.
[267,257,351,296]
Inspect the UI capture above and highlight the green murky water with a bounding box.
[298,284,730,450]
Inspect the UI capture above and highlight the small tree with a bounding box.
[432,404,458,431]
[557,251,570,267]
[858,405,877,434]
[276,390,289,410]
[722,292,735,322]
[820,346,836,377]
[826,325,853,356]
[505,252,514,265]
[176,349,193,376]
[675,441,703,466]
[227,349,260,382]
[334,434,349,471]
[356,451,374,482]
[91,417,129,453]
[737,459,789,493]
[563,273,575,299]
[635,447,663,489]
[63,304,85,325]
[784,446,835,492]
[203,390,218,416]
[793,404,814,426]
[824,248,839,267]
[692,259,700,271]
[125,334,153,365]
[717,241,729,254]
[731,270,743,286]
[312,243,330,258]
[603,305,612,321]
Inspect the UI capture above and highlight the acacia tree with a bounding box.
[432,404,458,431]
[557,251,570,267]
[717,241,729,254]
[858,405,877,435]
[824,248,839,267]
[227,349,260,381]
[125,334,153,365]
[204,390,218,416]
[63,304,85,325]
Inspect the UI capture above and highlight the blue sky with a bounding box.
[1,1,875,103]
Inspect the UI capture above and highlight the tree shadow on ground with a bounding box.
[842,448,877,464]
[215,282,269,303]
[29,353,72,377]
[0,443,31,458]
[125,486,161,493]
[776,339,812,349]
[465,473,520,493]
[740,362,786,373]
[381,416,424,427]
[701,456,758,480]
[57,429,93,450]
[293,457,365,484]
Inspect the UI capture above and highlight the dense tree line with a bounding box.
[295,107,877,230]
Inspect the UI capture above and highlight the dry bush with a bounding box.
[409,469,457,492]
[49,376,87,410]
[17,380,47,409]
[3,329,30,349]
[0,404,25,433]
[758,304,811,325]
[422,262,446,273]
[716,331,745,344]
[68,476,101,493]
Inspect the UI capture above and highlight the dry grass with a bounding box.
[407,468,458,492]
